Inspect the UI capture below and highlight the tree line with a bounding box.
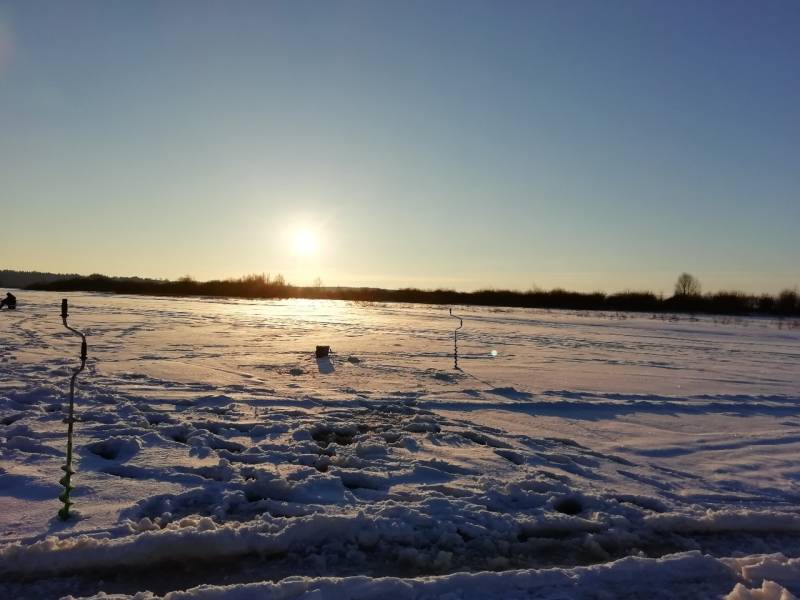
[20,271,800,317]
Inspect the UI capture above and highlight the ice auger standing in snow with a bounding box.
[449,308,463,370]
[58,299,87,520]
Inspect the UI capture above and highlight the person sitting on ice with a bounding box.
[0,292,17,310]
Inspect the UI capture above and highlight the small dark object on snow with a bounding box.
[0,292,16,310]
[315,345,330,358]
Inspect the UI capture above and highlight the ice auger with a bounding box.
[58,299,87,520]
[449,308,463,370]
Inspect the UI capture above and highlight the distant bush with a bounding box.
[704,291,754,315]
[1,269,82,289]
[776,289,799,315]
[606,291,660,312]
[756,295,776,313]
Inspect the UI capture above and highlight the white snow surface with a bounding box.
[1,291,800,599]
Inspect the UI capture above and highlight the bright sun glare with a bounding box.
[292,229,318,255]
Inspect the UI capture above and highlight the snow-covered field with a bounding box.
[2,290,800,599]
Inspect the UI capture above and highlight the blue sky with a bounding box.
[1,1,798,293]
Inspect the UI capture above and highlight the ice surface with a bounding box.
[1,291,799,598]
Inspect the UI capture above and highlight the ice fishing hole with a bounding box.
[85,438,139,461]
[86,441,122,460]
[553,496,583,516]
[145,413,172,426]
[312,429,355,447]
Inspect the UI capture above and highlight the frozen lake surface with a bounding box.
[2,291,800,599]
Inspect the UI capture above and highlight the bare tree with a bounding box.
[674,272,701,296]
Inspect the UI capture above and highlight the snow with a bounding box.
[1,290,799,599]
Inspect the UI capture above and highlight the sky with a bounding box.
[1,1,798,294]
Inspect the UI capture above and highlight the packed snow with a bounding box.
[1,291,800,599]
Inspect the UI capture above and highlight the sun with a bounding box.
[292,229,318,255]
